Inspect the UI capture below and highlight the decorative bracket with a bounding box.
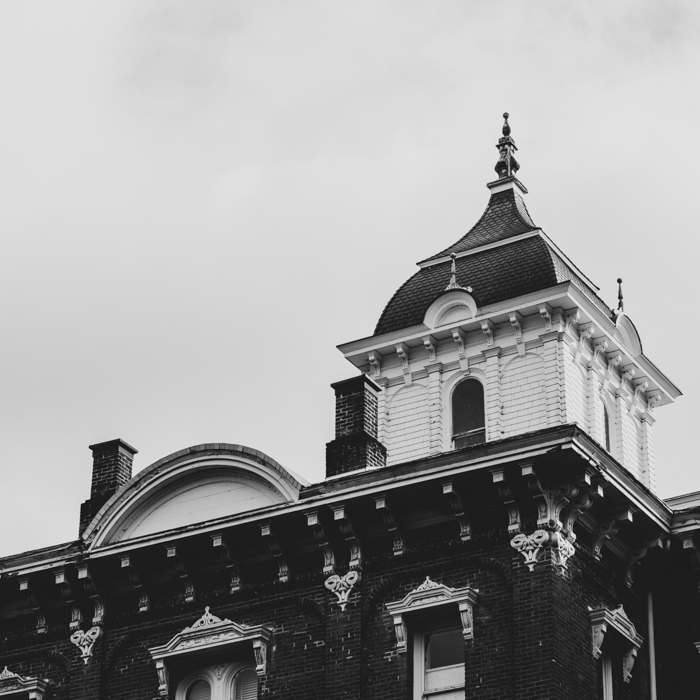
[442,480,471,542]
[18,577,47,634]
[589,605,643,683]
[539,304,553,332]
[593,509,633,560]
[324,570,359,611]
[331,504,362,569]
[211,533,242,593]
[521,464,570,531]
[374,494,405,556]
[54,568,82,631]
[386,577,478,652]
[306,510,336,575]
[70,626,102,665]
[260,521,290,582]
[491,467,521,534]
[630,380,649,415]
[451,328,469,372]
[422,335,437,363]
[77,565,105,627]
[574,322,595,362]
[592,339,609,365]
[510,530,550,571]
[367,352,382,379]
[644,392,661,416]
[120,555,150,612]
[564,308,580,336]
[395,343,412,386]
[480,319,494,347]
[509,312,525,356]
[625,536,664,587]
[0,666,49,698]
[165,545,195,603]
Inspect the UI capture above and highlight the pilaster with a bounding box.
[481,347,502,440]
[426,362,443,455]
[640,415,656,491]
[540,330,566,427]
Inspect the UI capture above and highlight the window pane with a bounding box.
[236,669,258,700]
[452,380,485,437]
[426,628,464,669]
[187,680,211,700]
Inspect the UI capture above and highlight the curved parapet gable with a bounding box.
[83,444,305,549]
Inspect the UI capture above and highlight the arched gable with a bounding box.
[83,444,305,548]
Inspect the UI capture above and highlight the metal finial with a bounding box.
[494,112,519,179]
[445,253,472,293]
[617,278,624,313]
[502,112,511,136]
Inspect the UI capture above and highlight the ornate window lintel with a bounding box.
[149,607,272,698]
[385,577,478,653]
[589,605,643,683]
[0,666,49,699]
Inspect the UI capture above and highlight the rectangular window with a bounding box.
[413,622,465,700]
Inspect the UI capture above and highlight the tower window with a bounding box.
[452,379,485,449]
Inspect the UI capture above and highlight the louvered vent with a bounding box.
[236,669,258,700]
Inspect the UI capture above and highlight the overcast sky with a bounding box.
[1,1,698,556]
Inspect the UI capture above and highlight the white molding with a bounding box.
[0,667,49,699]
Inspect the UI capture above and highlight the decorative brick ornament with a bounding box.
[70,626,102,665]
[324,570,359,611]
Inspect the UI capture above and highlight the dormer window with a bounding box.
[452,379,485,449]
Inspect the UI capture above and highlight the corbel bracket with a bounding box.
[367,352,382,379]
[490,467,521,534]
[306,510,336,575]
[575,322,595,362]
[165,545,195,603]
[603,353,622,390]
[77,565,105,627]
[442,480,471,542]
[395,343,412,386]
[593,508,634,560]
[644,392,662,416]
[561,474,604,539]
[509,312,525,356]
[18,577,47,634]
[480,319,494,347]
[331,504,362,569]
[211,533,242,593]
[630,380,649,415]
[374,494,405,556]
[260,521,290,582]
[564,308,580,337]
[521,463,570,532]
[54,568,82,631]
[539,303,553,332]
[422,335,437,363]
[592,339,609,366]
[451,328,469,372]
[120,555,150,612]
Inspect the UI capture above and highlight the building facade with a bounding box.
[1,115,700,700]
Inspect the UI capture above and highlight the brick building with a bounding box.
[2,115,700,699]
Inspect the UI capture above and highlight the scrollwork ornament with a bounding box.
[324,570,359,611]
[70,626,102,665]
[510,530,550,571]
[551,531,576,570]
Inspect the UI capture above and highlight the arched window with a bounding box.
[177,664,257,700]
[603,405,612,452]
[452,379,485,449]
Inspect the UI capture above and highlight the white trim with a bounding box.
[417,230,541,268]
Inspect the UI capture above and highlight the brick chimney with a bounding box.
[79,439,138,536]
[326,375,386,478]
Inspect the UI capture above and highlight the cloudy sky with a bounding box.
[1,1,698,555]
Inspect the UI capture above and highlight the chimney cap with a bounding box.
[88,438,138,457]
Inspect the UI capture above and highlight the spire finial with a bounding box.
[617,278,624,313]
[494,112,520,179]
[445,253,472,293]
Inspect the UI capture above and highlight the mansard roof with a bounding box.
[419,181,537,263]
[375,233,612,336]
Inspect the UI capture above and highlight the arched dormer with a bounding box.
[613,313,643,357]
[423,289,479,329]
[83,444,305,548]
